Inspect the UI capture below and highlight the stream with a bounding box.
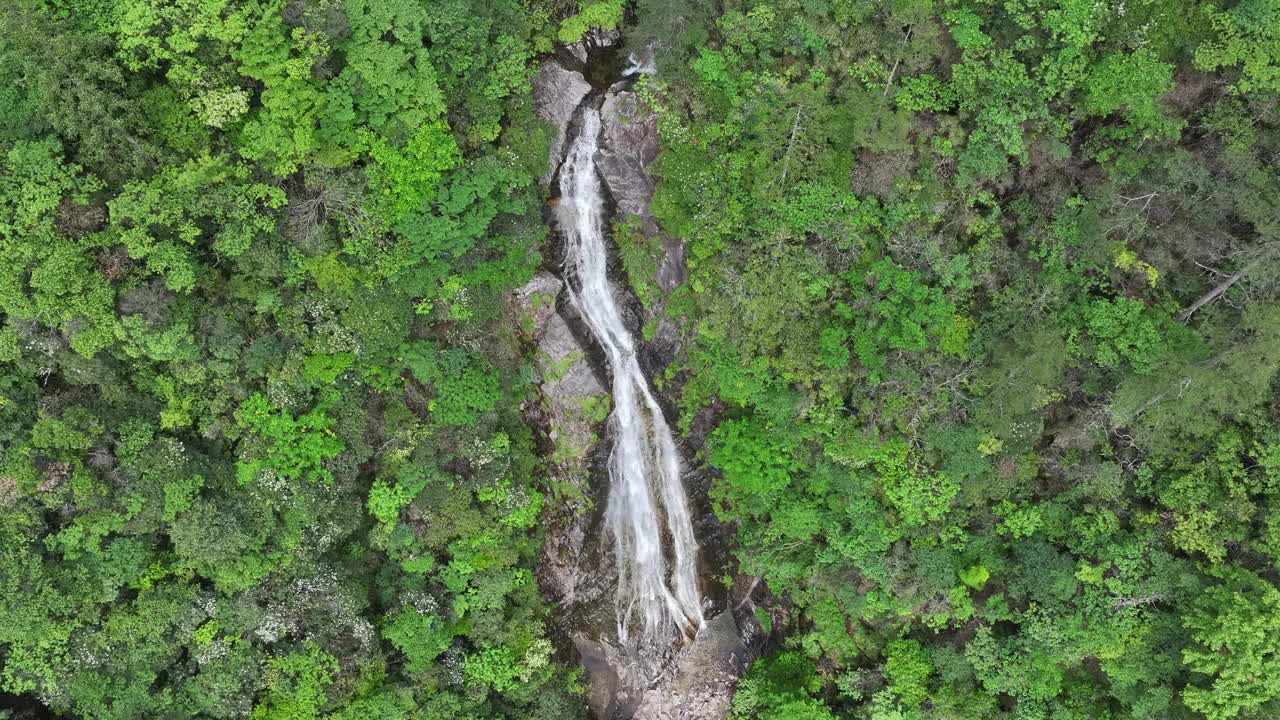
[558,102,706,646]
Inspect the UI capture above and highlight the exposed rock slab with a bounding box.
[513,272,610,613]
[513,271,607,467]
[656,236,686,293]
[533,61,592,185]
[597,87,660,234]
[540,311,607,407]
[514,271,562,339]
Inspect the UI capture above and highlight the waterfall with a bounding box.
[558,107,705,644]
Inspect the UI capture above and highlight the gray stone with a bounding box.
[631,612,754,720]
[512,272,608,462]
[532,60,592,185]
[565,28,621,63]
[576,612,756,720]
[513,271,563,341]
[596,87,660,233]
[656,236,686,293]
[540,312,607,404]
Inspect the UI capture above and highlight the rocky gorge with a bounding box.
[512,33,766,720]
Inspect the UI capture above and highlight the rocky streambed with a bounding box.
[510,33,766,720]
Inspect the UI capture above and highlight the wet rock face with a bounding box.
[533,61,592,185]
[596,87,660,234]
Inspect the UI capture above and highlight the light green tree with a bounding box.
[1182,569,1280,720]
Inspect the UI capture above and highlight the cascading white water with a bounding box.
[622,51,656,77]
[558,107,705,644]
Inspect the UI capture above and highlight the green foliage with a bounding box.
[895,74,952,113]
[234,393,344,485]
[301,352,354,385]
[965,625,1065,705]
[731,653,836,720]
[0,138,114,356]
[230,1,340,176]
[1182,569,1280,719]
[251,644,337,720]
[708,417,800,508]
[847,259,965,378]
[878,443,958,528]
[945,9,992,53]
[994,500,1044,540]
[367,465,434,544]
[464,646,523,692]
[641,1,1280,718]
[1084,297,1168,374]
[403,342,502,427]
[1195,0,1280,94]
[108,155,286,282]
[1083,50,1180,138]
[360,121,461,224]
[558,0,625,44]
[0,0,571,717]
[959,564,990,590]
[884,639,932,709]
[383,608,454,673]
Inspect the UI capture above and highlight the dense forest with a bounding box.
[1,0,1279,719]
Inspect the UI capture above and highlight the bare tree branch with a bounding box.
[1111,593,1168,611]
[882,27,914,97]
[778,104,804,189]
[1178,257,1265,322]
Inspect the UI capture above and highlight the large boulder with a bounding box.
[567,27,622,63]
[575,612,757,720]
[631,612,755,720]
[532,60,592,184]
[596,87,660,233]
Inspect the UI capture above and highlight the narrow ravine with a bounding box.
[527,41,759,717]
[557,104,706,646]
